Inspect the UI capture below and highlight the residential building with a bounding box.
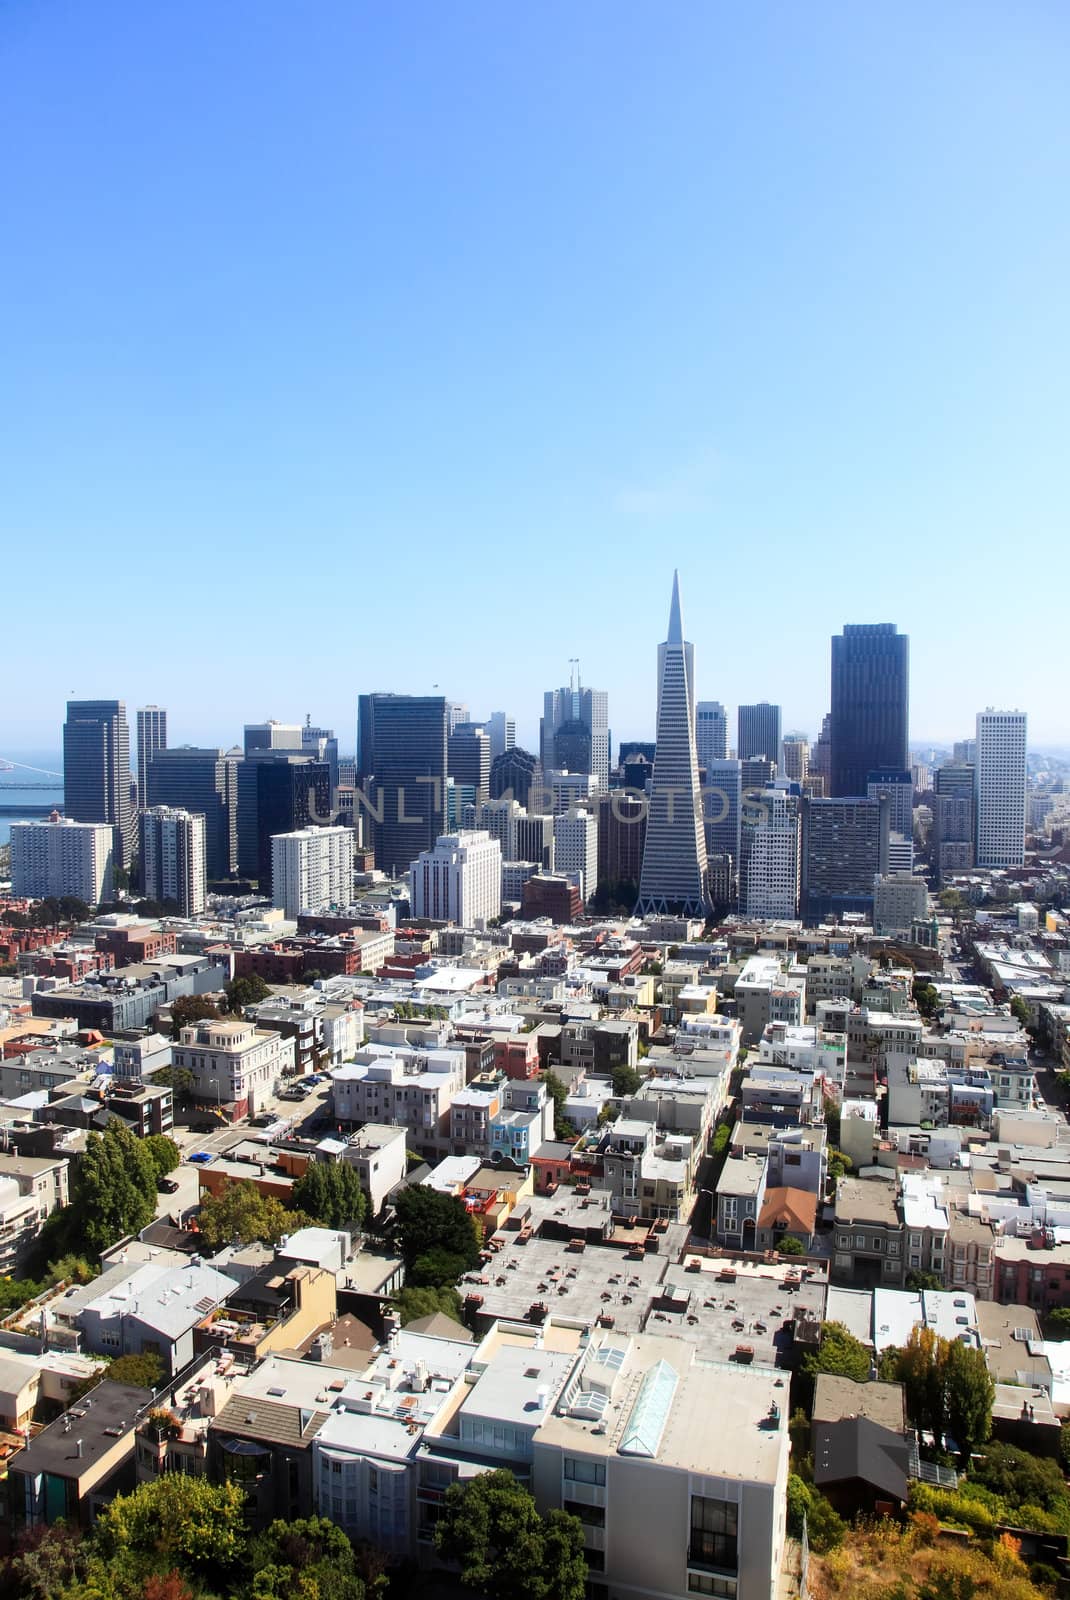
[553,810,598,903]
[740,784,800,919]
[829,624,909,799]
[695,700,728,767]
[136,705,167,790]
[801,796,889,922]
[329,1044,467,1155]
[873,874,928,938]
[140,806,206,916]
[736,956,806,1046]
[78,1260,237,1377]
[271,826,355,918]
[932,764,975,883]
[522,873,582,924]
[11,817,115,904]
[171,1017,296,1119]
[145,746,240,879]
[341,1124,408,1215]
[31,955,229,1033]
[738,703,781,768]
[63,699,134,867]
[410,830,502,926]
[975,710,1028,869]
[8,1381,155,1528]
[636,573,710,918]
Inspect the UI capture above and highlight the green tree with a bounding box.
[170,996,222,1040]
[776,1235,805,1256]
[95,1475,247,1577]
[391,1185,482,1273]
[197,1180,308,1250]
[610,1063,642,1097]
[410,1247,471,1289]
[394,1284,463,1325]
[1,1523,89,1600]
[248,1516,366,1600]
[968,1442,1070,1522]
[802,1321,872,1384]
[540,1070,575,1141]
[913,979,941,1019]
[291,1163,367,1231]
[1010,995,1032,1029]
[104,1350,164,1389]
[435,1469,586,1600]
[944,1339,994,1457]
[1051,1307,1070,1341]
[785,1475,846,1553]
[57,896,92,924]
[78,1120,157,1252]
[151,1066,195,1102]
[142,1135,181,1184]
[905,1269,944,1292]
[893,1326,949,1440]
[225,974,272,1012]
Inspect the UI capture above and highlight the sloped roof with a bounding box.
[813,1416,909,1502]
[758,1185,818,1234]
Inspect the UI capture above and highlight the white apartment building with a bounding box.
[10,817,114,904]
[741,786,799,919]
[271,826,355,918]
[409,830,501,926]
[547,769,600,815]
[171,1018,296,1120]
[553,810,598,902]
[329,1043,467,1154]
[140,806,206,915]
[975,709,1027,869]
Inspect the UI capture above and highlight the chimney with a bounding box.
[75,1440,84,1458]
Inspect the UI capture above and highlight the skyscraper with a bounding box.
[540,680,609,792]
[360,695,448,876]
[140,806,206,916]
[829,624,909,798]
[448,725,491,798]
[302,720,340,791]
[636,573,710,918]
[489,747,541,811]
[801,795,890,921]
[410,830,502,926]
[136,706,167,789]
[484,712,516,760]
[63,700,134,867]
[781,736,809,785]
[695,702,728,770]
[737,704,782,767]
[271,825,355,918]
[740,783,800,920]
[974,710,1027,869]
[145,746,240,880]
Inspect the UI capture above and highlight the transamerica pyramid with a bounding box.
[635,571,711,918]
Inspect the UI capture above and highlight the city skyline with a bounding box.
[2,4,1067,748]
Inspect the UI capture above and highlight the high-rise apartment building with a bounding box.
[636,574,710,917]
[865,770,913,840]
[462,797,523,863]
[740,784,800,919]
[145,747,240,880]
[553,810,598,902]
[737,703,781,767]
[484,712,516,760]
[410,831,502,926]
[540,682,610,792]
[829,623,909,797]
[975,710,1027,869]
[358,695,448,877]
[271,826,355,918]
[63,700,134,867]
[11,818,115,904]
[801,795,890,922]
[136,706,167,789]
[140,806,206,916]
[695,702,728,770]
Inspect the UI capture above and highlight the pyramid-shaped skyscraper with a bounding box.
[636,572,711,918]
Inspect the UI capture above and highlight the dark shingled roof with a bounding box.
[211,1393,329,1450]
[8,1382,154,1482]
[813,1416,909,1503]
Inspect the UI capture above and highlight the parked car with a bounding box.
[158,1177,181,1193]
[187,1151,214,1164]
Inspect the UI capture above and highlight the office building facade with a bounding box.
[357,695,448,877]
[802,795,890,922]
[145,747,240,881]
[63,699,134,867]
[484,711,516,760]
[136,706,167,791]
[553,809,598,902]
[695,701,728,769]
[975,710,1027,869]
[737,703,781,767]
[140,806,207,916]
[540,684,610,792]
[740,784,800,919]
[829,623,909,798]
[410,830,502,926]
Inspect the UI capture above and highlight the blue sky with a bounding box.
[2,1,1068,755]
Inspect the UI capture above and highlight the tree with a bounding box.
[1010,995,1032,1030]
[391,1184,482,1273]
[540,1070,575,1141]
[785,1475,846,1554]
[291,1162,367,1231]
[249,1516,365,1600]
[802,1321,872,1384]
[225,974,271,1012]
[610,1063,642,1098]
[1,1522,88,1600]
[95,1476,247,1577]
[905,1269,944,1292]
[776,1235,805,1256]
[77,1120,157,1252]
[913,979,941,1019]
[410,1248,471,1289]
[104,1350,164,1389]
[170,996,221,1040]
[151,1066,195,1102]
[142,1135,181,1184]
[894,1326,949,1440]
[944,1339,994,1457]
[394,1284,463,1325]
[435,1469,586,1600]
[1047,1307,1070,1340]
[196,1180,308,1250]
[968,1443,1070,1520]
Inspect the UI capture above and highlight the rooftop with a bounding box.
[9,1382,153,1481]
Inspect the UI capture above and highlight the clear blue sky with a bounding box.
[2,1,1067,755]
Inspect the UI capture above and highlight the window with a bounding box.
[855,1234,866,1249]
[689,1496,738,1574]
[564,1499,605,1527]
[563,1457,605,1487]
[688,1578,736,1597]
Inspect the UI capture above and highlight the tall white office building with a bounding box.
[695,702,728,770]
[410,830,502,926]
[553,809,598,903]
[140,806,207,916]
[271,826,355,918]
[741,784,800,919]
[540,682,610,792]
[484,712,516,760]
[11,817,115,904]
[975,710,1027,869]
[547,770,599,816]
[136,706,168,786]
[636,573,710,917]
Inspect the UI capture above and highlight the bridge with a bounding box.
[0,804,61,818]
[0,783,65,791]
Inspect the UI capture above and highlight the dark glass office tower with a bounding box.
[830,624,909,798]
[360,695,448,876]
[241,755,331,892]
[448,725,491,797]
[63,700,134,867]
[146,746,239,879]
[489,747,540,811]
[737,703,781,765]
